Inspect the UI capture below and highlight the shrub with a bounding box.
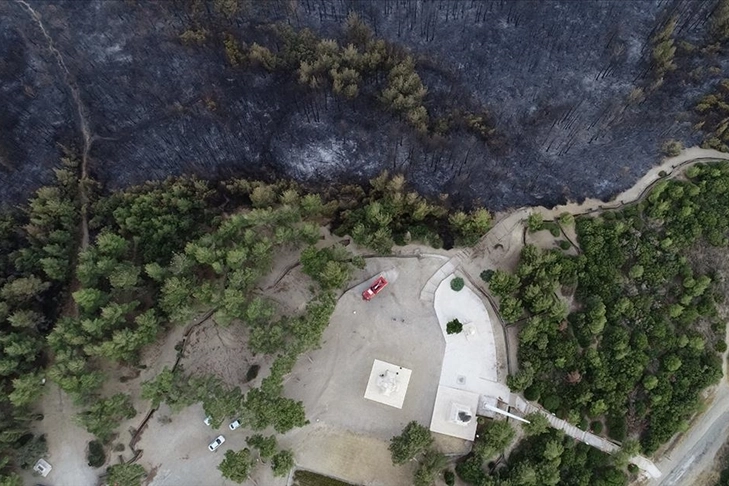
[544,222,561,237]
[542,395,561,412]
[558,212,575,226]
[559,240,571,250]
[389,421,433,465]
[456,456,486,484]
[444,470,455,486]
[87,440,106,468]
[579,416,589,429]
[591,421,604,435]
[521,413,550,436]
[661,139,684,157]
[527,213,544,232]
[14,434,47,469]
[606,415,627,442]
[716,340,727,353]
[271,450,294,477]
[106,463,147,486]
[450,277,465,291]
[523,386,541,401]
[219,449,253,483]
[480,269,495,282]
[446,319,463,335]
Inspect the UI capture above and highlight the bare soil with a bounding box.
[183,320,264,389]
[23,382,98,486]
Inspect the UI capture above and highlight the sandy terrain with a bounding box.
[30,319,196,486]
[135,401,285,486]
[134,317,277,486]
[24,382,98,486]
[284,425,416,486]
[183,320,266,389]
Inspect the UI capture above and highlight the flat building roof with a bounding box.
[364,359,412,409]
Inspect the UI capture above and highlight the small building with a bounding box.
[33,458,52,477]
[429,386,480,440]
[364,359,412,409]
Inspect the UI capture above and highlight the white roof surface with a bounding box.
[33,458,52,477]
[364,359,412,409]
[430,274,511,439]
[429,386,480,440]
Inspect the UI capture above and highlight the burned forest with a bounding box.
[1,0,728,209]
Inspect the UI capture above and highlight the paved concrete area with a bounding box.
[429,386,479,440]
[283,257,449,485]
[429,273,510,440]
[434,273,500,387]
[286,257,445,440]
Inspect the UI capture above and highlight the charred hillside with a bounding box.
[0,0,726,209]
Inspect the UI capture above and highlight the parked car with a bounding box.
[204,416,212,426]
[208,435,225,452]
[229,419,241,430]
[362,276,388,301]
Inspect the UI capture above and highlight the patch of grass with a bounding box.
[294,470,357,486]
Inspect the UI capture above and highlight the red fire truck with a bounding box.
[362,276,388,301]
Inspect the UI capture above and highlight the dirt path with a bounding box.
[14,0,93,251]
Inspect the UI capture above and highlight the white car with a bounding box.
[204,416,212,426]
[208,435,225,452]
[229,419,241,430]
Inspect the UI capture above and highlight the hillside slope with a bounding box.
[0,0,724,209]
